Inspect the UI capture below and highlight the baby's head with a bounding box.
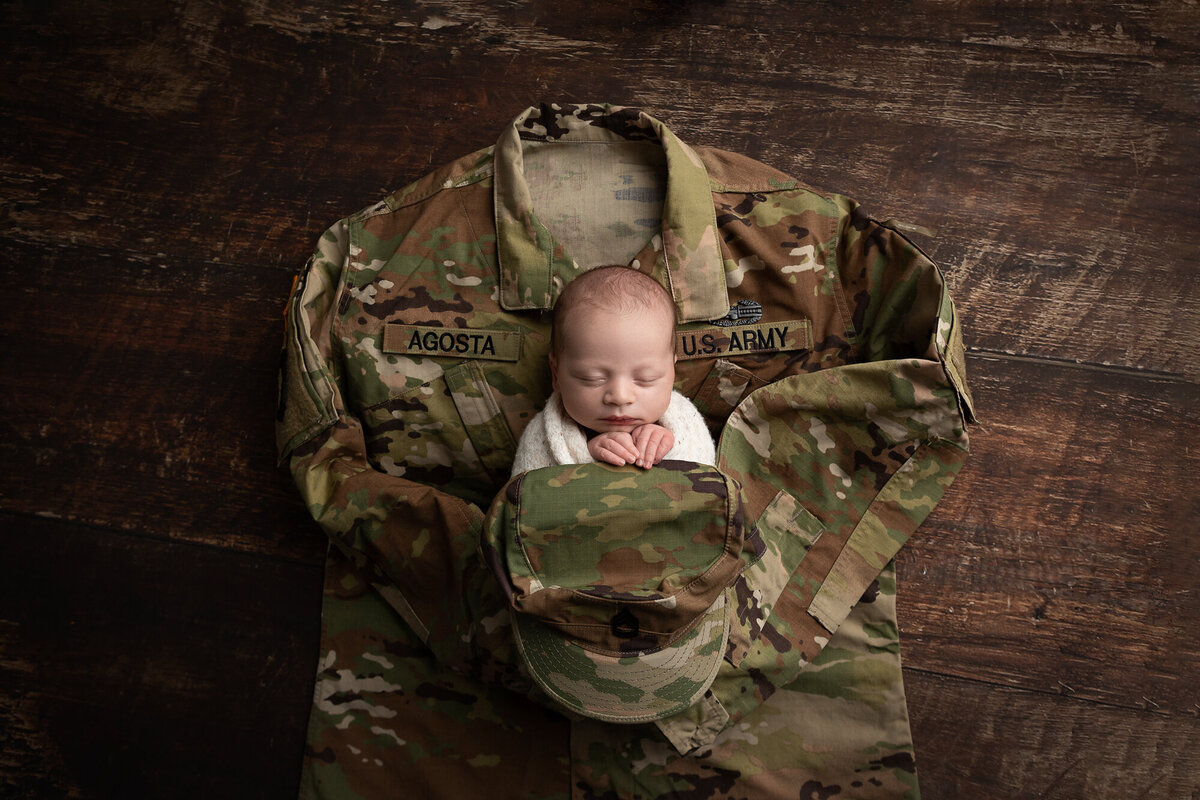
[550,266,678,434]
[551,266,677,358]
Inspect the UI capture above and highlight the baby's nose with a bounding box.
[605,380,634,405]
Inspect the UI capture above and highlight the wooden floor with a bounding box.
[2,2,1197,798]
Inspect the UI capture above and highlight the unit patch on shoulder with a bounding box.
[676,319,812,360]
[383,324,522,361]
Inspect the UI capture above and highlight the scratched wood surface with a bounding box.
[1,1,1197,798]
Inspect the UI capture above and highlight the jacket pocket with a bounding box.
[359,360,515,508]
[691,358,767,434]
[726,488,825,667]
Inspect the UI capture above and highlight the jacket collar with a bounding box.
[495,103,729,323]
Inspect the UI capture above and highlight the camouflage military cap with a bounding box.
[482,461,747,723]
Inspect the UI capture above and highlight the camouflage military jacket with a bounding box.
[278,103,976,800]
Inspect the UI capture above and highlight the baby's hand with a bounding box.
[631,424,675,469]
[587,431,641,466]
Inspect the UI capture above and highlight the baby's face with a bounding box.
[551,304,676,435]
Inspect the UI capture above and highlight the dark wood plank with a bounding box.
[0,513,323,800]
[0,238,322,562]
[907,669,1200,800]
[1,2,1197,373]
[899,352,1199,715]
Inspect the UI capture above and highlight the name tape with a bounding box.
[676,319,812,360]
[383,324,523,361]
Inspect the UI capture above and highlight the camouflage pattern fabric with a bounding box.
[483,461,746,724]
[278,103,975,799]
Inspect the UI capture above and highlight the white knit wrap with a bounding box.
[510,390,716,475]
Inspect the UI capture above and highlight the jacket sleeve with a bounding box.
[677,197,977,741]
[276,219,488,657]
[783,198,975,632]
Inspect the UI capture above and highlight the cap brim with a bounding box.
[513,590,731,723]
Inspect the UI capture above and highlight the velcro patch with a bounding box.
[676,319,812,360]
[383,324,522,361]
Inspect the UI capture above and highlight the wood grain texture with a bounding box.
[0,514,322,800]
[2,2,1197,372]
[0,238,322,561]
[0,1,1196,798]
[898,353,1200,715]
[907,669,1200,799]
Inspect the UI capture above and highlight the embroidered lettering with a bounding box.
[383,324,522,361]
[675,319,813,361]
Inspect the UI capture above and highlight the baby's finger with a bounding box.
[609,433,641,461]
[643,437,667,466]
[599,439,639,465]
[595,441,628,465]
[635,436,659,468]
[611,441,641,463]
[630,430,652,466]
[598,448,627,466]
[637,428,674,467]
